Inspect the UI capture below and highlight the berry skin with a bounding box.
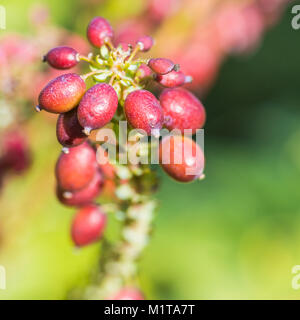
[160,88,206,134]
[108,288,144,300]
[124,90,164,135]
[43,46,79,70]
[156,70,190,88]
[55,142,97,191]
[56,170,103,207]
[77,83,118,135]
[148,58,176,75]
[136,35,154,52]
[159,135,205,183]
[71,204,107,247]
[37,73,86,114]
[87,17,113,48]
[136,64,153,79]
[56,108,87,148]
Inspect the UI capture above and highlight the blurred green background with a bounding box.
[1,0,300,299]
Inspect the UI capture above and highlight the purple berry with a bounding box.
[56,108,87,148]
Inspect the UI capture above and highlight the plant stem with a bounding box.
[84,170,157,300]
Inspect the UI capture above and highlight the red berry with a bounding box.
[43,46,79,70]
[77,83,118,135]
[87,17,113,48]
[156,70,190,88]
[56,108,87,148]
[160,88,206,134]
[55,142,97,191]
[71,204,107,247]
[56,170,103,207]
[1,130,31,173]
[136,64,152,79]
[108,288,144,300]
[148,58,176,75]
[124,90,164,135]
[159,135,205,182]
[136,35,154,52]
[37,73,86,114]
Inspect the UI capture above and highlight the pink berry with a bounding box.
[160,88,206,134]
[156,70,190,88]
[77,83,118,135]
[87,16,113,48]
[124,90,164,135]
[57,170,103,207]
[55,142,97,191]
[43,46,79,70]
[159,135,205,182]
[136,35,154,52]
[71,204,107,247]
[56,108,87,148]
[136,64,153,79]
[38,73,86,114]
[148,58,176,75]
[108,288,144,300]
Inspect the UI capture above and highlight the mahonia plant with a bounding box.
[37,16,206,300]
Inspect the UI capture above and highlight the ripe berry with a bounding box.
[43,46,79,70]
[136,64,153,79]
[124,90,164,135]
[159,135,205,183]
[136,35,154,52]
[156,70,191,88]
[87,17,113,48]
[55,142,97,191]
[71,204,107,247]
[108,288,144,300]
[56,170,103,207]
[56,108,87,148]
[148,58,176,75]
[77,83,118,135]
[37,73,86,114]
[160,88,206,134]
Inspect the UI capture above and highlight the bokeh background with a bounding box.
[1,0,300,299]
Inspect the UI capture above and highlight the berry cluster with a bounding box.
[37,16,206,299]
